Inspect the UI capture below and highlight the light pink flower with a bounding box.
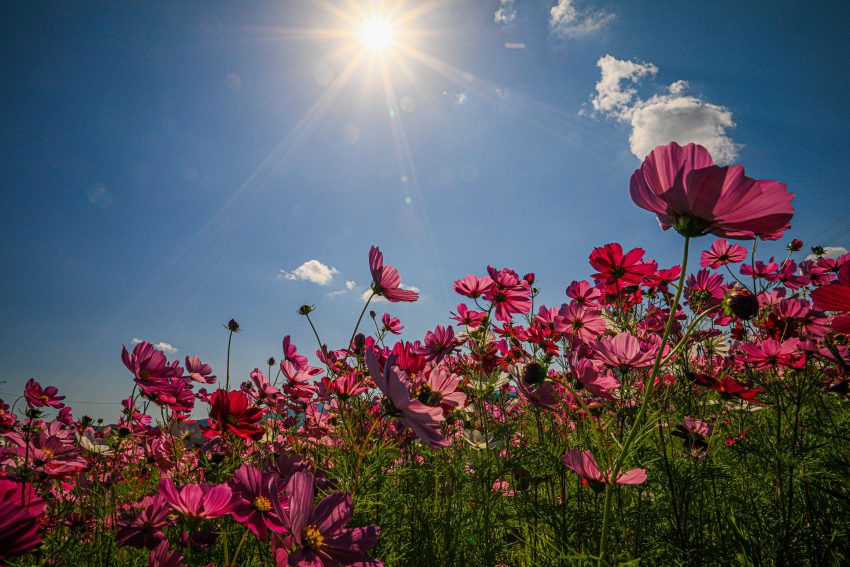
[369,246,419,302]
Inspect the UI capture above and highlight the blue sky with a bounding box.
[1,0,848,419]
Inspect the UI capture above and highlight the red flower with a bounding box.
[589,243,655,293]
[203,389,264,441]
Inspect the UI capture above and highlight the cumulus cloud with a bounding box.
[806,246,848,262]
[132,338,178,355]
[362,284,420,303]
[327,280,357,298]
[550,0,614,37]
[494,0,516,25]
[279,259,338,286]
[589,54,740,163]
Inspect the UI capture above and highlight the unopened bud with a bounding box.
[297,305,315,316]
[728,292,759,321]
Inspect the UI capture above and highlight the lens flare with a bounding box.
[360,16,395,51]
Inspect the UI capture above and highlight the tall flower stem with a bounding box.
[346,291,375,361]
[597,236,690,565]
[225,329,235,391]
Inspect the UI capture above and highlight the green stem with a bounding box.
[231,530,250,566]
[225,329,234,391]
[597,236,690,565]
[346,291,375,360]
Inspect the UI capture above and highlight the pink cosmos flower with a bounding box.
[566,280,602,306]
[740,338,805,369]
[158,479,234,519]
[591,333,657,372]
[484,266,532,323]
[700,239,748,269]
[589,243,656,293]
[369,246,419,302]
[329,372,368,400]
[414,325,459,363]
[561,448,647,491]
[228,463,287,541]
[149,540,186,567]
[381,312,404,334]
[811,262,850,332]
[574,358,620,399]
[271,470,382,566]
[450,303,486,328]
[415,366,466,411]
[365,351,449,449]
[672,416,713,456]
[453,274,494,299]
[184,356,216,384]
[116,495,172,549]
[630,141,794,239]
[554,303,606,342]
[249,368,283,404]
[684,269,726,309]
[0,500,42,562]
[24,378,65,409]
[122,341,183,388]
[282,335,309,370]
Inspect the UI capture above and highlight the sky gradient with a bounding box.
[1,0,848,418]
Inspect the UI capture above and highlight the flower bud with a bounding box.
[728,292,759,321]
[267,357,276,366]
[787,239,803,252]
[226,319,240,332]
[297,305,315,316]
[522,361,547,385]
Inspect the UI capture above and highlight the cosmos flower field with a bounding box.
[3,142,850,566]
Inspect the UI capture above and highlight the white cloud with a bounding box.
[589,54,740,163]
[327,280,358,298]
[279,259,338,286]
[550,0,614,37]
[455,92,468,106]
[494,0,516,25]
[132,338,178,355]
[362,284,420,303]
[806,246,848,261]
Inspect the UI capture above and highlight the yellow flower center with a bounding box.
[41,395,50,402]
[302,525,324,551]
[253,496,272,512]
[42,448,54,460]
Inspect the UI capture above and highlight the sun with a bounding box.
[359,16,395,51]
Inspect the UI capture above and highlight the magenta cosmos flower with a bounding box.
[562,448,647,492]
[630,142,794,239]
[700,238,748,269]
[365,351,449,449]
[369,246,419,302]
[228,463,286,541]
[116,495,172,549]
[272,470,382,566]
[24,378,65,409]
[484,266,532,323]
[811,262,850,332]
[158,479,234,519]
[0,500,42,561]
